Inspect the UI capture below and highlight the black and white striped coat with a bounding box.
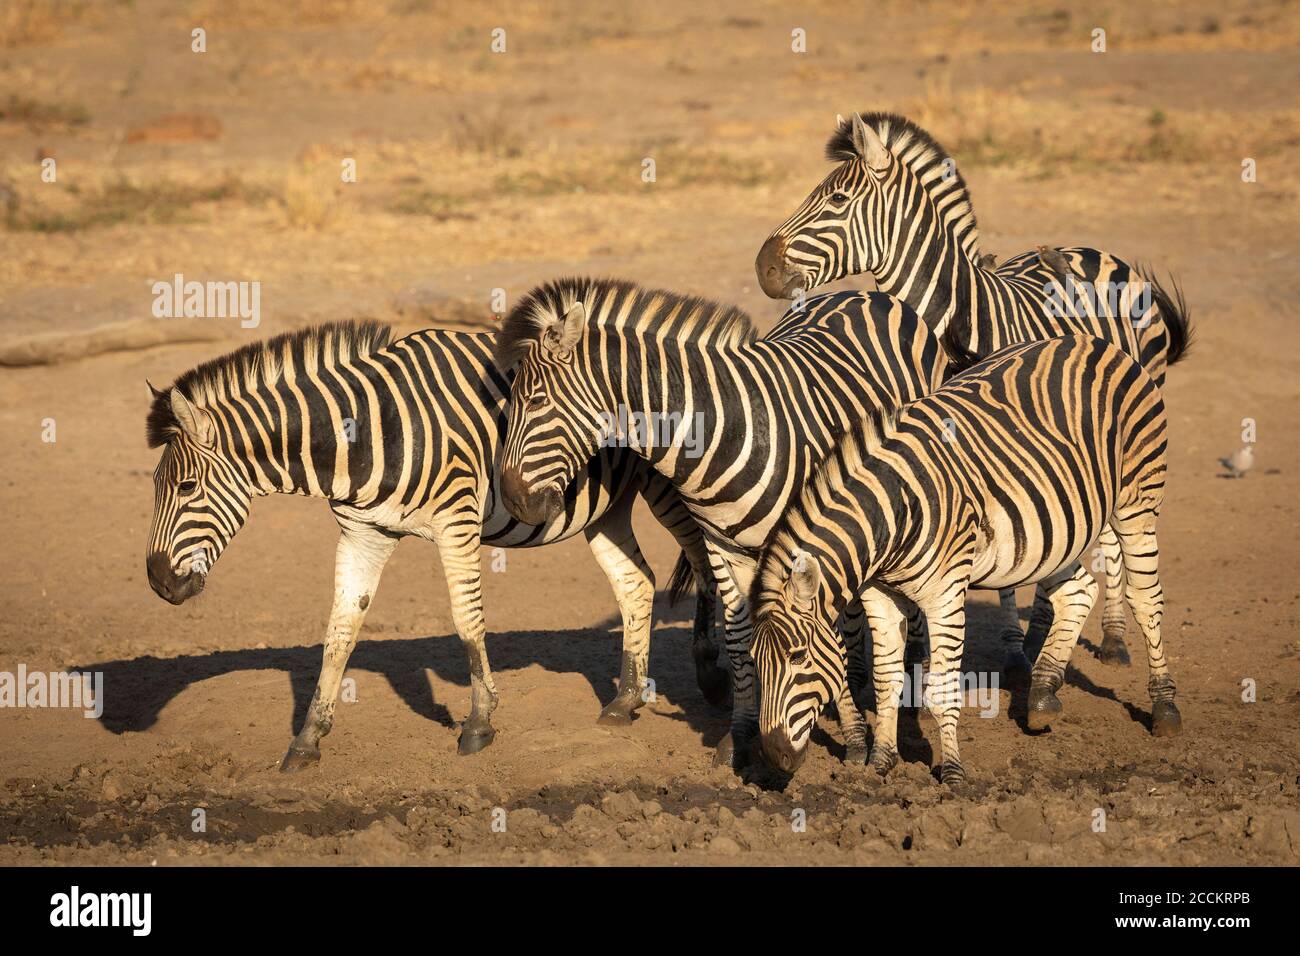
[493,278,946,766]
[144,321,719,769]
[752,335,1180,783]
[756,111,1192,674]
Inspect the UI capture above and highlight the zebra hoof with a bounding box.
[1026,687,1062,731]
[596,698,637,725]
[279,743,320,773]
[1151,700,1183,737]
[1097,631,1132,666]
[868,744,898,777]
[1002,650,1032,687]
[457,720,496,755]
[939,761,967,787]
[844,743,869,765]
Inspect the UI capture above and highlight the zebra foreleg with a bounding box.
[707,549,760,771]
[840,599,868,707]
[1096,527,1132,666]
[1025,563,1099,731]
[281,521,398,773]
[920,582,971,786]
[1113,511,1181,737]
[436,522,500,755]
[584,502,655,726]
[642,477,726,706]
[859,587,908,778]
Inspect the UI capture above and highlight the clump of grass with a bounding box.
[280,166,340,229]
[388,188,472,220]
[0,94,90,129]
[448,111,526,158]
[11,174,266,233]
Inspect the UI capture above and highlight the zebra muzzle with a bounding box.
[760,729,808,775]
[499,467,564,526]
[755,236,804,300]
[146,552,206,606]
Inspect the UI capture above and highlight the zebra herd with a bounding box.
[144,111,1190,783]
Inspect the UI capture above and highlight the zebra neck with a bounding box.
[210,370,377,502]
[808,464,909,625]
[871,213,979,339]
[596,343,707,475]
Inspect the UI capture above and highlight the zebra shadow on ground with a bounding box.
[74,593,1134,764]
[73,592,731,747]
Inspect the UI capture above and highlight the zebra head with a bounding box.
[753,551,838,775]
[497,299,604,525]
[145,383,253,605]
[756,113,895,299]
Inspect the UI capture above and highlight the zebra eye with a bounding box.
[527,394,549,411]
[829,191,850,204]
[177,479,198,495]
[790,647,809,667]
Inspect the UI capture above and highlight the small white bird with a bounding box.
[1219,445,1254,479]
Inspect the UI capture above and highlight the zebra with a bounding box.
[751,335,1180,784]
[493,277,946,768]
[755,111,1192,677]
[143,321,723,771]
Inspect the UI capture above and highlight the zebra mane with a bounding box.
[826,112,982,258]
[495,277,756,369]
[146,320,392,448]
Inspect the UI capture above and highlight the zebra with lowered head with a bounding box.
[756,111,1192,677]
[493,277,946,768]
[753,335,1180,784]
[144,321,722,770]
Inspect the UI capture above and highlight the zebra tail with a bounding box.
[940,319,985,376]
[668,550,695,607]
[1141,265,1194,367]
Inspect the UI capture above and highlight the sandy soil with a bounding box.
[1,0,1298,865]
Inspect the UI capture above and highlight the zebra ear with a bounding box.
[851,114,889,171]
[553,301,586,353]
[787,551,821,612]
[147,380,166,400]
[169,388,215,446]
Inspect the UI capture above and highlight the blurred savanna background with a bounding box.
[1,0,1298,864]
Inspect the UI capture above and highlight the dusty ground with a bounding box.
[1,0,1298,865]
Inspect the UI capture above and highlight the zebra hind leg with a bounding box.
[1025,564,1099,731]
[998,587,1033,686]
[1113,511,1181,737]
[1095,527,1132,666]
[584,503,656,725]
[840,599,869,707]
[282,521,398,772]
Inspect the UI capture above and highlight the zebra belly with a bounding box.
[967,501,1103,591]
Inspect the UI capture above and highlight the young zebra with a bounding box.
[144,321,721,771]
[756,112,1192,676]
[752,335,1181,784]
[493,277,946,767]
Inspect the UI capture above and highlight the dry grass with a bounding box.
[908,73,1300,175]
[0,94,90,129]
[279,166,342,230]
[7,174,268,233]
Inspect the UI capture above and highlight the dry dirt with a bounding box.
[1,0,1298,866]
